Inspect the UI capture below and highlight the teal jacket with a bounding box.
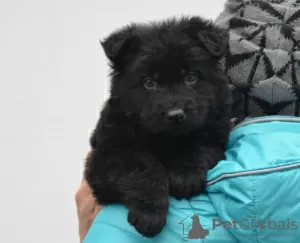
[84,116,300,243]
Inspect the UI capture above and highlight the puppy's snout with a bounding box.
[167,109,185,123]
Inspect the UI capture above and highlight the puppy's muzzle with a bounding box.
[167,109,185,123]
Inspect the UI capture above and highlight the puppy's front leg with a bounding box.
[85,147,169,237]
[167,145,224,199]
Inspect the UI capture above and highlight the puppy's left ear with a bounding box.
[186,17,229,57]
[100,25,139,68]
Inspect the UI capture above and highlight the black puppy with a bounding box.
[85,16,231,237]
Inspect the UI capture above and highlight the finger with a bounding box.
[91,205,103,219]
[77,202,93,219]
[76,189,94,207]
[75,186,92,207]
[77,191,98,215]
[87,150,93,158]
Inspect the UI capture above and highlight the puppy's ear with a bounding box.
[100,25,139,68]
[197,26,229,57]
[185,17,229,57]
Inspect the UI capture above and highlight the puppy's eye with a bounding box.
[185,72,198,85]
[143,78,157,90]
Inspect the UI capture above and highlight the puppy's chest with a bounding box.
[97,114,200,165]
[144,138,194,165]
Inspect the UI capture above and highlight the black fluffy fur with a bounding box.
[84,16,232,237]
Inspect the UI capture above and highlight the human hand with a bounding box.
[75,152,103,243]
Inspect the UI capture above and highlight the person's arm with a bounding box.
[75,150,145,243]
[75,178,103,243]
[83,204,150,243]
[75,178,149,243]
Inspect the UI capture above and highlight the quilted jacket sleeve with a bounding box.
[83,195,236,243]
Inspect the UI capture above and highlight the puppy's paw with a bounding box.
[128,208,166,237]
[168,170,206,199]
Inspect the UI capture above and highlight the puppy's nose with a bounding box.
[167,109,185,123]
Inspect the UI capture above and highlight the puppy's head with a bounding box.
[101,17,230,135]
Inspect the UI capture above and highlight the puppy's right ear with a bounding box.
[100,25,139,69]
[184,17,229,58]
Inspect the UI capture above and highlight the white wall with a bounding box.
[0,0,226,242]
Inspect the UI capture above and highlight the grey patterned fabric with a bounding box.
[215,0,300,117]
